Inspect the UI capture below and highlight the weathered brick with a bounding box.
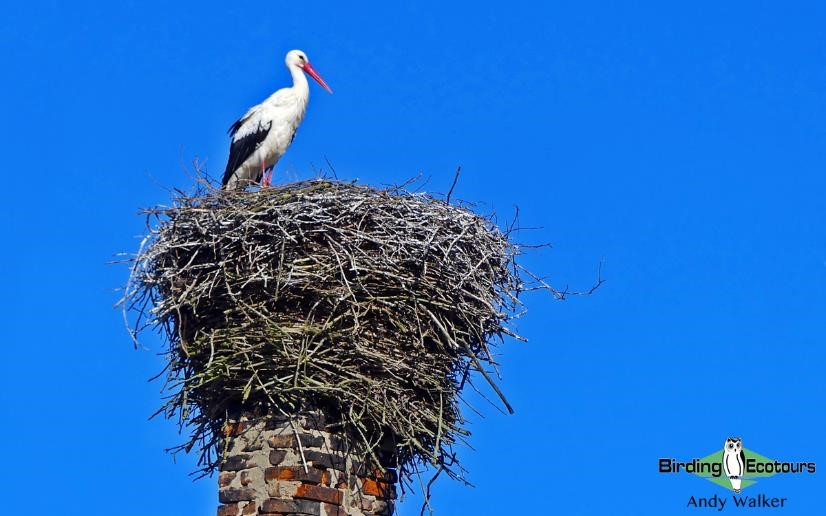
[295,484,344,506]
[243,439,263,452]
[368,468,398,484]
[327,434,347,452]
[268,432,326,449]
[265,466,323,484]
[216,415,397,516]
[223,421,245,437]
[218,487,257,503]
[303,450,346,471]
[218,471,236,488]
[269,449,287,465]
[221,454,252,472]
[360,479,394,499]
[350,460,369,476]
[301,412,326,428]
[264,416,291,430]
[260,498,321,515]
[372,500,392,515]
[266,479,300,499]
[217,504,240,516]
[323,502,347,516]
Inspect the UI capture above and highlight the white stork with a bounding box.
[222,49,332,189]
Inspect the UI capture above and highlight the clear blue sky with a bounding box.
[1,1,824,514]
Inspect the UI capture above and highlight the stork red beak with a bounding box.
[302,62,333,94]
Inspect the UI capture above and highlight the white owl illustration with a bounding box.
[722,437,746,493]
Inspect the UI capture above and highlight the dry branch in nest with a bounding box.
[123,178,580,486]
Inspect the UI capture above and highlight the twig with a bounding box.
[445,166,461,205]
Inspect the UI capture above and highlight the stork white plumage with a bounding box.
[222,50,332,189]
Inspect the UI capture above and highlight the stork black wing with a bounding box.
[222,118,272,186]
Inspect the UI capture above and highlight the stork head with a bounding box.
[286,49,333,94]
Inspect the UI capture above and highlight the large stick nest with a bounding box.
[125,179,540,482]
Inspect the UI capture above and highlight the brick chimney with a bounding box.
[217,412,397,515]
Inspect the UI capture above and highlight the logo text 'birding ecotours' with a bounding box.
[658,437,815,509]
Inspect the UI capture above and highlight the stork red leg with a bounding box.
[262,167,274,187]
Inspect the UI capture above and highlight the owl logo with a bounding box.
[722,437,746,492]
